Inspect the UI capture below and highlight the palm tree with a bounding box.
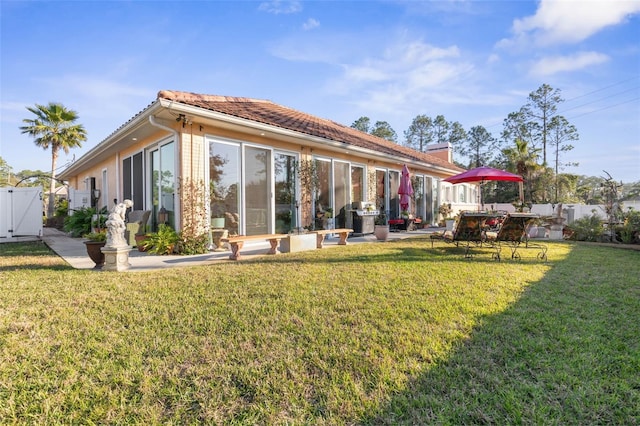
[502,139,542,203]
[20,102,87,217]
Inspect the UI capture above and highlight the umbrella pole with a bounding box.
[518,181,524,209]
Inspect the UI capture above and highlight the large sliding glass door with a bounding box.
[209,141,240,235]
[209,138,294,236]
[333,161,349,228]
[274,152,297,233]
[244,146,271,235]
[149,141,175,230]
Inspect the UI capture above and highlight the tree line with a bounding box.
[351,83,639,205]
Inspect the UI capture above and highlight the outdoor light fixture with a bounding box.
[92,188,101,202]
[158,207,168,225]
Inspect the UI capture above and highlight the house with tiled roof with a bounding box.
[59,90,476,237]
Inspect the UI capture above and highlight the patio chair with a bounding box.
[125,210,151,246]
[485,213,547,261]
[430,212,495,258]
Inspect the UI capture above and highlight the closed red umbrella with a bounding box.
[443,166,523,208]
[399,165,413,211]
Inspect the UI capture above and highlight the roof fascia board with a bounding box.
[160,99,459,175]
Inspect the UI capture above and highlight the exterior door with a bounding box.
[244,146,271,235]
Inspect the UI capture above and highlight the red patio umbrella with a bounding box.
[443,166,523,208]
[399,164,413,211]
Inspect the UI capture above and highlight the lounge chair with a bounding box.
[430,212,498,258]
[486,213,547,261]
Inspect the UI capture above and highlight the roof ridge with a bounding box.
[158,90,272,104]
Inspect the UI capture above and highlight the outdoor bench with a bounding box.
[221,233,288,260]
[311,228,353,248]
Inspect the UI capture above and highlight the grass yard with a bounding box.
[1,237,638,424]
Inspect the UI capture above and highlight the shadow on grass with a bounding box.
[243,237,549,268]
[0,241,73,271]
[0,241,52,257]
[360,244,640,424]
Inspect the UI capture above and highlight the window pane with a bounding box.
[245,146,270,235]
[334,161,349,228]
[351,165,364,204]
[274,153,296,233]
[389,170,400,219]
[159,142,175,228]
[210,141,240,235]
[315,159,331,230]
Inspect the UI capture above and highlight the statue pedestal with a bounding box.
[101,246,132,272]
[549,225,564,240]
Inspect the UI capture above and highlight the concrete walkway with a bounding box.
[30,227,436,272]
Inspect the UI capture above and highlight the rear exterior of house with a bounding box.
[59,90,476,236]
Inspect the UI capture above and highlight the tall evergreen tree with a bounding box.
[403,115,433,152]
[351,116,371,133]
[522,84,563,165]
[548,115,579,202]
[371,121,397,142]
[459,126,500,168]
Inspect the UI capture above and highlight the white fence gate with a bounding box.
[68,188,92,212]
[0,186,43,240]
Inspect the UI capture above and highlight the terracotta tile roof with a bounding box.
[158,90,463,172]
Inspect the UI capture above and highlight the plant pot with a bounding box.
[374,225,389,241]
[211,217,225,229]
[135,234,149,252]
[84,241,106,269]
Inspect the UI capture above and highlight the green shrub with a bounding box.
[55,199,69,218]
[142,224,179,255]
[63,207,97,237]
[82,230,107,242]
[178,232,210,255]
[617,209,640,244]
[566,214,604,242]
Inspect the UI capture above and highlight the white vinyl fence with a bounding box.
[0,186,43,240]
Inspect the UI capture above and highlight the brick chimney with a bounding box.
[426,142,452,163]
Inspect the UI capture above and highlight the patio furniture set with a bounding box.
[430,211,548,261]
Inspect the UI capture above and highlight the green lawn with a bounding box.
[1,237,638,424]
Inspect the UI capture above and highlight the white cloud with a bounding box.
[302,18,319,31]
[529,51,610,77]
[487,53,500,64]
[510,0,640,46]
[258,0,302,15]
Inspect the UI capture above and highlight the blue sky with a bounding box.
[1,0,639,183]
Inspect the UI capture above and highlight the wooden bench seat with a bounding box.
[221,233,288,260]
[311,228,353,248]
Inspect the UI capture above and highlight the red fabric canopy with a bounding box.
[443,166,523,184]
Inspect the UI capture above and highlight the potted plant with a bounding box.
[211,217,225,229]
[134,232,149,252]
[374,211,389,241]
[83,229,107,269]
[438,203,456,229]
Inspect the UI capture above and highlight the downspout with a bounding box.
[149,115,181,230]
